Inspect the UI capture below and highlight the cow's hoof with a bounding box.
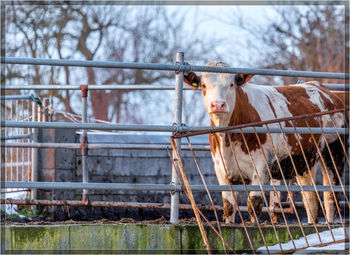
[247,196,263,222]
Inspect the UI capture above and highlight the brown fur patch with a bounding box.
[183,72,201,89]
[247,196,263,220]
[275,86,322,154]
[209,121,219,155]
[228,176,251,185]
[235,74,254,86]
[225,87,266,153]
[223,198,234,219]
[331,91,348,106]
[202,86,207,96]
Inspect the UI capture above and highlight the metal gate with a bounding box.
[169,108,349,253]
[1,53,349,253]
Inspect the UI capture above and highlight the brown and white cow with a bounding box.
[184,61,347,224]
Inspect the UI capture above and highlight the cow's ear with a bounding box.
[184,72,201,89]
[235,74,254,86]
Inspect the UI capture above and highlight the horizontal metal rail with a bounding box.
[1,134,32,140]
[322,84,348,90]
[2,121,347,134]
[2,83,347,91]
[4,142,210,151]
[1,198,346,213]
[2,57,348,79]
[0,95,36,100]
[4,162,31,167]
[0,199,293,214]
[2,85,197,90]
[2,181,348,192]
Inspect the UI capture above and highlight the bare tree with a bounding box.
[218,5,345,85]
[5,4,221,125]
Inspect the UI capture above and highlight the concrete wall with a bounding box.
[4,223,338,253]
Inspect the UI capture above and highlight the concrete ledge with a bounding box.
[2,223,340,253]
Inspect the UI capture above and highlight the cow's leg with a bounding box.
[322,163,336,224]
[270,179,281,224]
[320,137,346,224]
[297,163,318,224]
[213,160,238,223]
[247,162,267,224]
[222,191,238,224]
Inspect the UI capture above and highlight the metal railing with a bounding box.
[1,94,48,200]
[2,83,346,91]
[2,53,349,251]
[2,56,348,79]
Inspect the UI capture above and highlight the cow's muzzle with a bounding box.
[210,101,227,113]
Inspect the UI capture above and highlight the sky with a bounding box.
[165,5,281,66]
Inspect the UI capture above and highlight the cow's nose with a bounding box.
[210,101,226,112]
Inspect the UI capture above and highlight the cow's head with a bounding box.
[184,61,253,123]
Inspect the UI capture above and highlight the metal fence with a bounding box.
[1,53,349,253]
[169,108,349,253]
[1,95,51,197]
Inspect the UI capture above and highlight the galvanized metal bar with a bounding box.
[170,52,184,224]
[2,57,347,79]
[15,100,19,183]
[3,83,346,91]
[1,134,32,140]
[3,85,197,90]
[27,100,31,182]
[0,95,35,100]
[3,181,347,192]
[3,121,348,134]
[21,99,25,182]
[80,85,89,202]
[0,199,297,214]
[324,84,348,90]
[10,100,13,182]
[4,142,210,151]
[173,108,348,138]
[31,100,38,211]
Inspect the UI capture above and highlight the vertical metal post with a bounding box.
[31,100,38,211]
[80,85,89,202]
[42,98,50,122]
[170,52,184,224]
[270,179,281,223]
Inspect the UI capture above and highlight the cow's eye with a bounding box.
[230,83,234,87]
[201,84,206,88]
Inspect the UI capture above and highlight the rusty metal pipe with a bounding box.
[0,198,297,214]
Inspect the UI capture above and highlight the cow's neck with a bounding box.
[210,114,231,127]
[228,86,261,126]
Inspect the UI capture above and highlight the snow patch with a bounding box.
[1,189,28,215]
[258,227,348,253]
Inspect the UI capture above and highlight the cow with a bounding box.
[183,61,347,225]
